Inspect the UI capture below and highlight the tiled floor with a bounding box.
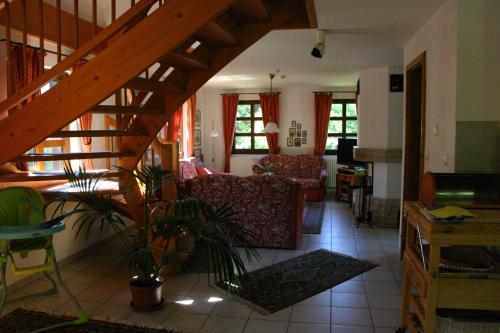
[2,198,403,333]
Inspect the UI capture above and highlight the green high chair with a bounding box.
[0,186,88,332]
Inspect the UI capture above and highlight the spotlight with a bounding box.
[311,30,326,59]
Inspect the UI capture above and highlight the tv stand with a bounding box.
[335,168,366,203]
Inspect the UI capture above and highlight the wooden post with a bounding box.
[5,1,13,96]
[151,139,178,201]
[21,0,27,85]
[74,0,79,48]
[92,0,97,35]
[56,0,61,62]
[38,0,44,73]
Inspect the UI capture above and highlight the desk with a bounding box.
[335,170,364,203]
[401,202,500,332]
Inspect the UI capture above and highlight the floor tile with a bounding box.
[331,307,372,326]
[370,309,401,328]
[364,281,401,296]
[163,311,208,332]
[91,303,131,320]
[250,307,292,322]
[290,305,330,324]
[77,286,119,303]
[243,319,288,333]
[172,295,217,315]
[367,294,402,310]
[287,322,331,333]
[212,300,251,318]
[201,315,247,333]
[332,293,368,308]
[331,325,374,333]
[298,291,331,306]
[331,280,365,294]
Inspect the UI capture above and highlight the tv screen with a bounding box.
[337,138,363,167]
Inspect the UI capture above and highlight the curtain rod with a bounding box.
[0,39,71,57]
[313,91,358,94]
[220,92,281,95]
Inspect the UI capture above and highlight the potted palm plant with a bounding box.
[52,164,257,311]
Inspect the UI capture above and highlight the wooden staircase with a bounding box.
[0,0,316,224]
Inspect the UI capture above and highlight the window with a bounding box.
[232,101,269,154]
[325,99,358,154]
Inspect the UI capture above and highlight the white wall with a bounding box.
[198,85,356,176]
[403,0,458,172]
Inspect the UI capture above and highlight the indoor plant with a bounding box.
[52,164,258,311]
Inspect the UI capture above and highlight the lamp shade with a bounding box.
[264,121,279,133]
[210,129,219,138]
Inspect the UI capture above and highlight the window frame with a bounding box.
[325,99,358,155]
[232,100,269,154]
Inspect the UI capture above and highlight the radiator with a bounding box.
[325,158,337,188]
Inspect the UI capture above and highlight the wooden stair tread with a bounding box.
[228,0,270,23]
[197,16,239,46]
[90,105,164,115]
[13,151,135,162]
[161,52,211,70]
[124,77,185,94]
[50,130,148,137]
[0,170,123,182]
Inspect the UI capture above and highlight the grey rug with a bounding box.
[303,201,325,234]
[216,249,378,313]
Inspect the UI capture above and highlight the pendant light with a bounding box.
[264,73,279,134]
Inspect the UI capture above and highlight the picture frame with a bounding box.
[297,131,301,137]
[302,130,307,137]
[287,137,293,147]
[302,138,307,145]
[194,149,202,158]
[289,128,296,137]
[291,121,296,128]
[194,130,201,146]
[194,109,201,126]
[294,138,301,147]
[296,123,302,131]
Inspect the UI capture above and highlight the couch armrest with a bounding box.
[319,166,328,185]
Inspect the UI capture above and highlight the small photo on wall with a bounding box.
[287,137,293,147]
[194,109,201,126]
[289,128,296,137]
[302,138,307,145]
[297,131,301,137]
[194,149,202,158]
[294,138,301,147]
[302,130,307,137]
[291,121,296,128]
[297,123,302,131]
[194,130,201,146]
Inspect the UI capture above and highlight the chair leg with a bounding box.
[0,259,8,317]
[48,248,88,324]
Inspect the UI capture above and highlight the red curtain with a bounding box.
[222,94,239,172]
[259,93,280,154]
[314,92,333,155]
[165,107,182,142]
[10,45,43,114]
[185,95,196,157]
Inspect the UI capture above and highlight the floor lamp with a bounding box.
[209,121,219,168]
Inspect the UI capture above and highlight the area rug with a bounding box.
[0,309,180,333]
[216,249,378,313]
[303,201,325,234]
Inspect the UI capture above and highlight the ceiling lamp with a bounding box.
[311,29,326,58]
[264,73,279,134]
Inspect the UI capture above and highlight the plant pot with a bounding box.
[129,276,164,312]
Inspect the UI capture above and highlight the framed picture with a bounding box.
[302,130,307,137]
[294,138,301,147]
[297,123,302,131]
[291,121,296,128]
[302,138,307,145]
[194,149,202,158]
[297,131,301,137]
[194,130,201,146]
[287,137,293,147]
[289,128,296,137]
[194,109,201,126]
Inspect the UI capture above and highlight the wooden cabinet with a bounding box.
[401,202,500,332]
[335,171,363,203]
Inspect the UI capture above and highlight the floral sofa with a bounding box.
[185,174,304,249]
[179,157,220,187]
[252,154,328,201]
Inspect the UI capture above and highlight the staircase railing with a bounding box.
[0,0,161,117]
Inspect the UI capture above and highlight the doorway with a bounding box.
[400,52,426,257]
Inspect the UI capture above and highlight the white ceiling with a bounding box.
[206,0,445,89]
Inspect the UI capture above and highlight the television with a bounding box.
[337,138,364,168]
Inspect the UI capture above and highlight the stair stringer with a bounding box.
[118,0,307,225]
[0,0,236,166]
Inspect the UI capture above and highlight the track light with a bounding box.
[311,29,326,59]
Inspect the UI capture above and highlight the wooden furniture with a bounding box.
[335,169,364,204]
[401,201,500,333]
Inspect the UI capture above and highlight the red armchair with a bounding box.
[185,174,304,249]
[252,154,328,201]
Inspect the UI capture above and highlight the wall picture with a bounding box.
[194,130,201,146]
[194,109,201,126]
[287,137,293,147]
[291,121,296,128]
[302,138,307,145]
[194,149,202,158]
[297,130,301,137]
[296,123,302,131]
[289,128,296,137]
[294,138,301,147]
[302,130,307,137]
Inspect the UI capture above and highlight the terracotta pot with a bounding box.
[129,276,163,311]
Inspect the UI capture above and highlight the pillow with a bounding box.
[207,168,220,174]
[196,167,210,175]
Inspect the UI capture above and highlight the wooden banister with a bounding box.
[0,0,158,115]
